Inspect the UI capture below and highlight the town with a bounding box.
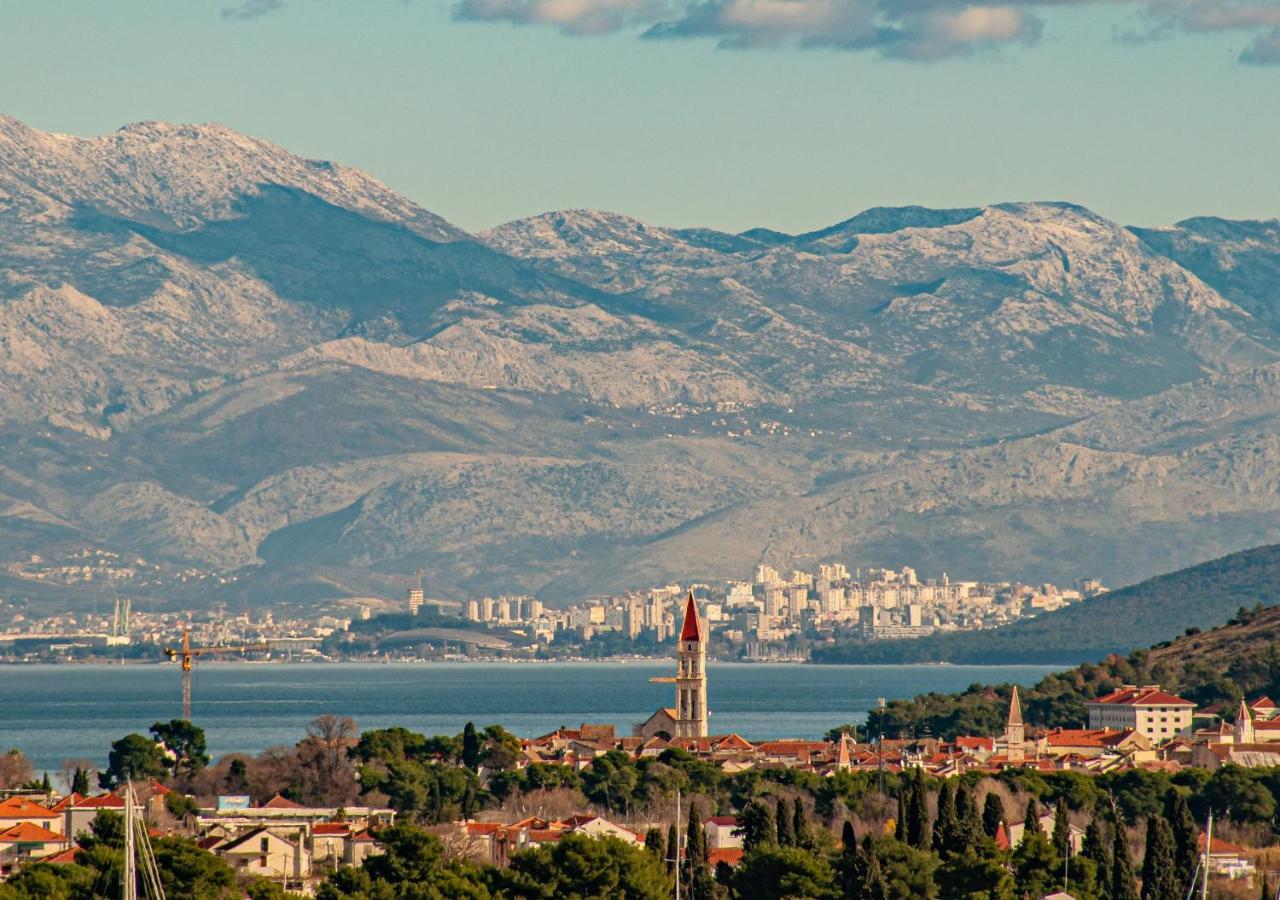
[0,560,1109,663]
[0,595,1275,898]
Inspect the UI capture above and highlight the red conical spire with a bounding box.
[679,591,702,642]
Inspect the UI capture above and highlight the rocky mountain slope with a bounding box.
[3,114,1280,608]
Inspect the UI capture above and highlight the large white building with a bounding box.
[1085,685,1194,741]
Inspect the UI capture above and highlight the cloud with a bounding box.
[452,0,669,34]
[1241,26,1280,63]
[221,0,287,20]
[451,0,1280,63]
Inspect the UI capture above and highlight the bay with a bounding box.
[0,661,1061,772]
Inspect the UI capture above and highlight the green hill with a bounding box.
[871,594,1280,740]
[813,542,1280,665]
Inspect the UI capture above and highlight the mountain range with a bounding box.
[3,113,1280,608]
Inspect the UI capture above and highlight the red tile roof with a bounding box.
[708,848,744,868]
[706,816,740,827]
[42,847,81,864]
[0,797,58,819]
[313,823,351,835]
[1045,728,1138,748]
[76,794,127,809]
[0,822,66,843]
[1090,687,1193,706]
[262,794,304,809]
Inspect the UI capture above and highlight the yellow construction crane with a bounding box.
[162,627,270,721]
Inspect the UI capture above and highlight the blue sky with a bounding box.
[1,1,1276,233]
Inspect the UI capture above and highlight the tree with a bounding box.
[101,734,168,789]
[896,791,908,841]
[1140,815,1180,900]
[500,833,669,900]
[1204,764,1275,823]
[645,827,664,858]
[149,719,210,779]
[954,782,984,848]
[733,845,838,900]
[982,793,1004,839]
[1051,802,1071,861]
[1013,829,1062,900]
[332,822,490,899]
[72,767,90,796]
[931,781,959,857]
[1111,818,1139,900]
[937,842,1017,900]
[667,823,678,874]
[738,800,775,853]
[0,749,34,790]
[792,797,812,850]
[869,835,940,899]
[685,800,718,900]
[1082,819,1110,887]
[906,769,930,851]
[1166,791,1198,898]
[1024,798,1042,836]
[776,797,795,847]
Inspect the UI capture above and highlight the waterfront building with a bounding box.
[1085,685,1194,741]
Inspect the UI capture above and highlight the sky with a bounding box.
[0,0,1277,234]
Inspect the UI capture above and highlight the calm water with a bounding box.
[0,661,1060,772]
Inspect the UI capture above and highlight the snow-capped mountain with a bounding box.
[3,114,1280,606]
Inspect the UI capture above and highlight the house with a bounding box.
[1005,811,1085,853]
[0,821,69,872]
[51,791,135,839]
[1190,742,1280,769]
[214,826,312,886]
[1085,686,1194,742]
[1038,728,1153,761]
[0,796,63,836]
[1198,833,1256,880]
[705,816,741,850]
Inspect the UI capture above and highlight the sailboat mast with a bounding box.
[1201,811,1213,900]
[122,781,136,900]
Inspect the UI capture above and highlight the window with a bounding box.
[261,837,270,853]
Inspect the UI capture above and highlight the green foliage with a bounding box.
[738,799,775,852]
[776,796,794,847]
[101,733,168,788]
[499,833,670,900]
[150,719,211,778]
[318,823,491,899]
[1012,830,1061,899]
[732,844,838,900]
[1165,791,1199,897]
[870,835,940,899]
[1140,815,1180,900]
[1203,764,1277,823]
[937,842,1016,900]
[982,793,1004,838]
[1111,819,1139,900]
[165,791,199,820]
[905,768,930,851]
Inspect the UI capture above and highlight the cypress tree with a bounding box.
[1141,816,1180,900]
[982,792,1004,839]
[461,721,481,771]
[776,797,795,846]
[645,826,665,857]
[932,780,958,856]
[1262,875,1271,900]
[1166,791,1199,898]
[1052,802,1071,860]
[863,839,889,900]
[1112,817,1139,900]
[1083,819,1111,886]
[906,768,930,850]
[792,797,811,849]
[1024,798,1042,837]
[72,767,90,796]
[955,781,983,847]
[686,801,716,900]
[739,799,774,852]
[839,821,860,898]
[896,790,908,841]
[40,772,51,794]
[428,776,443,824]
[667,823,679,873]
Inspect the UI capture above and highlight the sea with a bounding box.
[0,661,1061,773]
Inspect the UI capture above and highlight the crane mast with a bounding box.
[162,627,269,720]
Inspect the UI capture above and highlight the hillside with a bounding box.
[4,114,1280,607]
[873,584,1280,740]
[814,543,1280,665]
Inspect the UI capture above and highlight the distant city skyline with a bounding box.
[2,1,1276,234]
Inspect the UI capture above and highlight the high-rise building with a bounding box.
[407,588,424,616]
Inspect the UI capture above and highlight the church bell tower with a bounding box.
[675,592,708,738]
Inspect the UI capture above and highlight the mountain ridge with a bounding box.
[3,114,1280,609]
